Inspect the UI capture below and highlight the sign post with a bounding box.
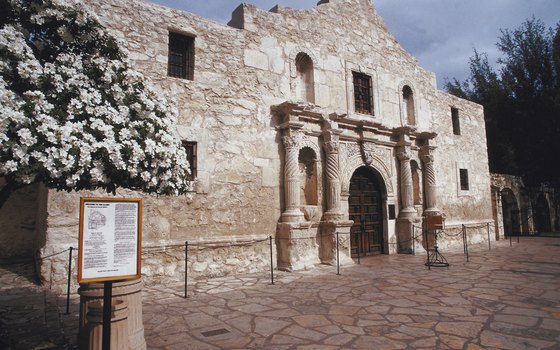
[78,198,142,350]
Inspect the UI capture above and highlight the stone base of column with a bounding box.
[78,279,146,350]
[85,300,129,350]
[280,208,305,223]
[396,217,422,254]
[322,210,344,222]
[319,220,354,266]
[277,222,320,271]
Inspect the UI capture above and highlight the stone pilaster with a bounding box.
[397,151,416,218]
[281,135,305,222]
[323,140,342,220]
[421,151,439,215]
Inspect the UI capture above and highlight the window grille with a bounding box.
[353,71,373,115]
[168,32,194,80]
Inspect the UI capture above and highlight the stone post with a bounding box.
[281,135,304,222]
[397,151,416,218]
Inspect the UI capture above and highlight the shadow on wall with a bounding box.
[0,182,47,262]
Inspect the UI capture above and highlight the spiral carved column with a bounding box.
[324,141,342,220]
[281,136,304,222]
[421,153,439,215]
[397,151,416,218]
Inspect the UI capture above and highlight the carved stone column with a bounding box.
[397,151,416,218]
[323,140,342,220]
[281,135,304,222]
[421,152,439,215]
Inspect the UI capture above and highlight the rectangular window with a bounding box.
[459,168,469,191]
[451,107,461,135]
[353,71,373,115]
[168,32,194,80]
[182,141,197,180]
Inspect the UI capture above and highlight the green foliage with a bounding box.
[445,17,560,186]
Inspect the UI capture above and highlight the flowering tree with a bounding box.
[0,0,191,208]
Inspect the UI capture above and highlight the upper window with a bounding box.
[182,141,197,181]
[353,71,373,115]
[459,168,469,191]
[451,107,460,135]
[168,32,194,80]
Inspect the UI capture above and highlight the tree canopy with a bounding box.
[0,0,191,208]
[445,17,560,187]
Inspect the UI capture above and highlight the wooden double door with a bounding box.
[349,167,384,256]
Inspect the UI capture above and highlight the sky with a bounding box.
[149,0,560,89]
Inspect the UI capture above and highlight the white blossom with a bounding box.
[1,0,192,196]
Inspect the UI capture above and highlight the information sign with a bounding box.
[78,198,142,283]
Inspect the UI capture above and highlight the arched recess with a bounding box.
[298,147,318,205]
[289,48,317,104]
[501,188,520,237]
[410,160,422,214]
[348,166,387,256]
[340,153,394,197]
[534,194,551,233]
[295,53,315,103]
[398,81,417,126]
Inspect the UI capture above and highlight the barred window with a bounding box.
[182,141,197,180]
[353,71,373,115]
[168,32,194,80]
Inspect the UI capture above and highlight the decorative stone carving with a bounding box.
[281,135,305,222]
[397,150,416,218]
[323,138,342,220]
[421,152,439,214]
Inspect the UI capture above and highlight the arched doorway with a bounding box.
[349,167,384,256]
[501,188,520,237]
[534,194,551,233]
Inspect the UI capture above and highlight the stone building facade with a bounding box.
[491,174,559,238]
[1,0,496,291]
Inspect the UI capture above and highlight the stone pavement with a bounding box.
[1,237,560,349]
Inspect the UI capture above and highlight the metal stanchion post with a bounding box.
[487,223,491,251]
[336,232,340,276]
[464,225,469,262]
[269,236,274,285]
[102,281,112,350]
[517,231,520,243]
[357,230,361,265]
[412,226,416,256]
[66,247,73,314]
[425,227,430,270]
[184,241,188,299]
[510,233,512,247]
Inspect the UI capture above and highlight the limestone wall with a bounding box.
[36,0,495,290]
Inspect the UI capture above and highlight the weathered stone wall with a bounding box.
[35,0,494,290]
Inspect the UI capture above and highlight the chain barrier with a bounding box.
[33,220,506,306]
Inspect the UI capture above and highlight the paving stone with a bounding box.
[2,238,560,349]
[480,330,556,350]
